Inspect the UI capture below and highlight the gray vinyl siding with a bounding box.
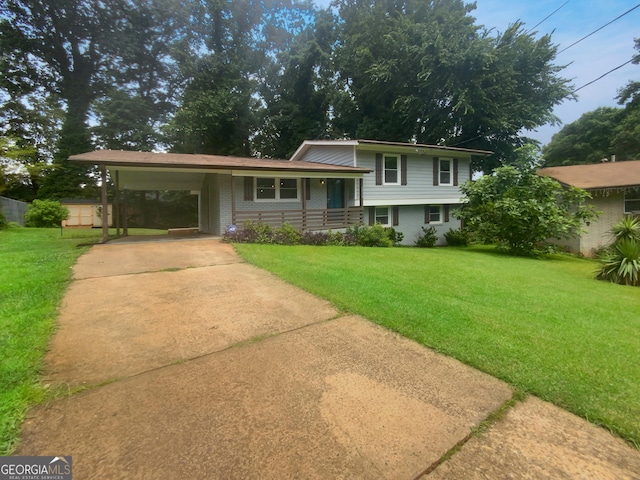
[200,173,231,235]
[367,205,462,246]
[296,145,355,166]
[358,150,470,204]
[232,176,327,212]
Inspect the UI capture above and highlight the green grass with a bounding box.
[234,244,640,447]
[0,226,164,454]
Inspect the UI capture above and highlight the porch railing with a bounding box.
[232,207,364,231]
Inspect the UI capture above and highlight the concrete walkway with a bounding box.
[16,238,640,479]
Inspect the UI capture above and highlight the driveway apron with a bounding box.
[16,238,640,479]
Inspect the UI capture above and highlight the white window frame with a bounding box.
[255,177,300,202]
[439,159,452,186]
[383,154,400,185]
[624,188,640,214]
[375,206,391,226]
[428,205,443,224]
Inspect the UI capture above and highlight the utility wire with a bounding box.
[557,3,640,54]
[526,0,570,34]
[570,58,636,94]
[448,57,636,147]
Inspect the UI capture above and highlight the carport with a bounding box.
[69,150,371,242]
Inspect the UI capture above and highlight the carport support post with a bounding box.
[115,170,120,236]
[101,164,109,243]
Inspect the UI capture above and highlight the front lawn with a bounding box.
[0,227,164,454]
[234,244,640,447]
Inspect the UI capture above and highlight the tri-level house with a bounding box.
[290,140,491,244]
[70,140,491,245]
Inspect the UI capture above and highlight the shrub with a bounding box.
[385,227,404,246]
[300,230,357,246]
[415,226,438,248]
[596,239,640,287]
[443,228,469,246]
[0,210,7,230]
[25,200,69,227]
[346,224,393,247]
[273,223,302,245]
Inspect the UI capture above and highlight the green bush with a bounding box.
[443,228,469,246]
[25,200,69,227]
[273,223,302,245]
[0,210,7,230]
[415,226,438,248]
[347,224,393,247]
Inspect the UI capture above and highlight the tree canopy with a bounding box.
[1,0,577,199]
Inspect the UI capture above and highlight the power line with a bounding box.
[570,58,636,94]
[449,56,637,148]
[557,3,640,54]
[526,0,570,35]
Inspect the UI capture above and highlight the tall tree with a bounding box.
[0,0,190,198]
[92,0,190,152]
[165,0,316,156]
[541,107,623,166]
[332,0,572,172]
[255,9,337,158]
[612,38,640,160]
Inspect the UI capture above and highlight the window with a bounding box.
[428,205,442,223]
[255,178,299,201]
[375,207,390,226]
[384,155,399,184]
[439,159,452,185]
[624,188,640,214]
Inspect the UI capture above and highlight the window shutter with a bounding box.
[433,158,439,186]
[244,177,253,201]
[392,206,399,226]
[453,159,459,186]
[375,153,383,185]
[368,207,375,225]
[305,178,311,201]
[424,205,431,224]
[401,155,407,185]
[444,205,450,222]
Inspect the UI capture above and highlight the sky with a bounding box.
[314,0,640,147]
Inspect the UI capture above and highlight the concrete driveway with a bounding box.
[16,238,640,479]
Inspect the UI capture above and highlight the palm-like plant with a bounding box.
[596,238,640,287]
[610,215,640,243]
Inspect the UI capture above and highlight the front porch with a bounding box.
[232,206,365,231]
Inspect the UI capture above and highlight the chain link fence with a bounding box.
[0,196,28,225]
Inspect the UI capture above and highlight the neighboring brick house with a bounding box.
[538,160,640,256]
[70,140,491,244]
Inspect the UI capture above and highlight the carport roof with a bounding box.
[69,150,371,175]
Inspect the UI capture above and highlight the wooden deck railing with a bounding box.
[232,207,364,231]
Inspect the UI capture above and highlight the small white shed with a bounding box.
[61,199,113,228]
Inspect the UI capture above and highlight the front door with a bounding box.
[327,179,345,224]
[327,179,345,209]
